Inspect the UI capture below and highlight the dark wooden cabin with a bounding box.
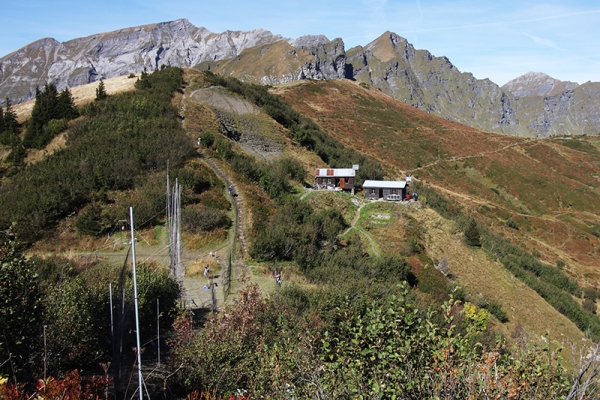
[363,180,407,200]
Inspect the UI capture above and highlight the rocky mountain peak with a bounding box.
[502,71,579,98]
[288,35,330,48]
[0,19,286,105]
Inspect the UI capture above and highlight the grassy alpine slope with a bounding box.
[278,79,600,282]
[3,68,600,398]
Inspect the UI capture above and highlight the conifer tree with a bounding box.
[95,79,108,101]
[135,68,151,90]
[23,84,78,149]
[0,98,20,146]
[57,88,79,119]
[464,218,482,247]
[3,98,18,134]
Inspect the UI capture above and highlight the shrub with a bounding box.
[198,131,215,148]
[182,205,231,232]
[583,298,597,314]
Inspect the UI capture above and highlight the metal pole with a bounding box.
[156,298,160,366]
[109,283,114,340]
[129,207,143,400]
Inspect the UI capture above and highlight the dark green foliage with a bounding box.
[5,142,26,166]
[75,202,104,236]
[213,140,304,201]
[249,198,347,266]
[464,218,481,247]
[0,237,43,379]
[182,205,231,232]
[476,295,509,322]
[134,68,151,90]
[40,261,180,375]
[583,298,597,314]
[57,88,79,120]
[198,131,215,147]
[44,276,109,371]
[277,156,307,184]
[506,218,519,230]
[23,84,78,149]
[415,182,461,220]
[133,263,181,332]
[583,287,599,301]
[95,79,108,101]
[30,255,78,288]
[202,71,384,184]
[0,67,194,243]
[0,98,20,147]
[174,166,212,194]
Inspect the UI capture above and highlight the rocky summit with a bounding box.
[1,19,599,138]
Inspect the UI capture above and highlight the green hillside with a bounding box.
[1,68,600,398]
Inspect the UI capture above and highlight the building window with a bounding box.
[370,188,376,194]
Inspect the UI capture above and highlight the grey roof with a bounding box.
[362,180,406,189]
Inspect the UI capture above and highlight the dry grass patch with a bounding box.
[410,206,585,353]
[182,229,228,251]
[12,74,139,123]
[187,257,222,278]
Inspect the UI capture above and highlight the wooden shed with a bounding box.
[315,168,356,191]
[362,180,407,200]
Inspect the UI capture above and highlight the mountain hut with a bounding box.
[314,168,356,191]
[363,180,407,201]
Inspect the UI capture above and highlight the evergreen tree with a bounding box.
[5,142,26,166]
[3,98,18,133]
[464,218,482,247]
[95,79,108,101]
[23,84,78,149]
[0,98,20,146]
[135,68,151,90]
[57,88,79,119]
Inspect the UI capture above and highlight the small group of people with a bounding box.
[405,192,418,201]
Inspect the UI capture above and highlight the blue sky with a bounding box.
[1,0,599,86]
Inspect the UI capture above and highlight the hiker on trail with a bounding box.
[275,272,282,286]
[204,264,210,280]
[228,184,233,196]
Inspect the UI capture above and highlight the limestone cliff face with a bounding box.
[196,37,347,86]
[0,19,285,105]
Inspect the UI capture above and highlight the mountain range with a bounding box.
[1,19,599,137]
